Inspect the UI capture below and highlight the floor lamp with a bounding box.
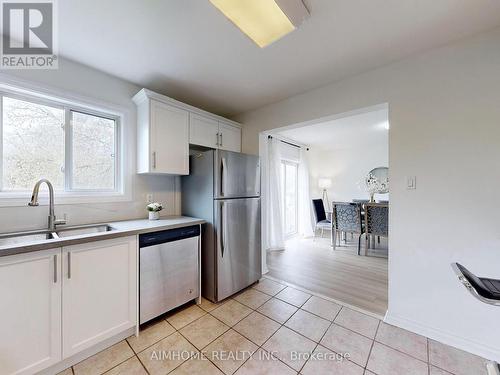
[318,178,332,212]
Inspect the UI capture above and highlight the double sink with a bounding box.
[0,224,115,248]
[0,179,118,249]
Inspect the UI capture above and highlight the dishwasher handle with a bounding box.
[139,225,200,248]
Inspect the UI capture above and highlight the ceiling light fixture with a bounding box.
[209,0,310,48]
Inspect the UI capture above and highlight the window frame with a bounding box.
[67,109,120,193]
[0,84,126,206]
[280,159,299,238]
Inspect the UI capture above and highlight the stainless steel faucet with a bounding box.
[28,179,66,231]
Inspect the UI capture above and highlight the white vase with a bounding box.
[148,211,160,220]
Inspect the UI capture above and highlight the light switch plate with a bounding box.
[406,176,416,190]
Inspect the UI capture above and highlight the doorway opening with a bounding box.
[259,104,389,316]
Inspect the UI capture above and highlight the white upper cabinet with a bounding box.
[150,100,189,175]
[218,121,242,152]
[134,89,242,175]
[189,113,219,149]
[189,115,242,152]
[134,91,190,175]
[0,248,62,375]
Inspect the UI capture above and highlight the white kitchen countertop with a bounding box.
[0,216,205,257]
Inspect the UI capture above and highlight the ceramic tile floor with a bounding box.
[60,277,490,375]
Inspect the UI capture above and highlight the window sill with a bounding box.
[0,191,131,207]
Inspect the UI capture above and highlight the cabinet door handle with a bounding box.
[67,252,72,279]
[220,133,223,147]
[216,133,219,146]
[152,151,157,169]
[53,254,57,283]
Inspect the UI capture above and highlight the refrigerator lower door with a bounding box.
[215,150,260,199]
[215,197,261,301]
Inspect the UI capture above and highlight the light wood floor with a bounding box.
[267,234,388,316]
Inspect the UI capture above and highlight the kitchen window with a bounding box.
[0,91,121,199]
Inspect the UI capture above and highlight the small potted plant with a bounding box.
[147,202,163,220]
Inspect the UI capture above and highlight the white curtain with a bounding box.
[298,148,314,237]
[267,137,285,251]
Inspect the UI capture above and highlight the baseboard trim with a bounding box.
[384,311,500,362]
[38,327,136,375]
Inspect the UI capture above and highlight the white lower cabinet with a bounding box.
[62,236,137,357]
[0,248,62,375]
[0,236,137,375]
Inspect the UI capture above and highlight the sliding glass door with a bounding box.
[281,160,298,237]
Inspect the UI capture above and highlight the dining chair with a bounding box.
[312,199,331,240]
[332,202,364,254]
[350,200,368,240]
[364,203,389,254]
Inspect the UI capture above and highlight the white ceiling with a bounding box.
[58,0,500,116]
[277,108,388,151]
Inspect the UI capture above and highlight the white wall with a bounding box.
[308,144,388,202]
[0,58,180,232]
[235,28,500,361]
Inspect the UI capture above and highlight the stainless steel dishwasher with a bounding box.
[139,225,200,324]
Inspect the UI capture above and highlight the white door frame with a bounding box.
[258,102,390,280]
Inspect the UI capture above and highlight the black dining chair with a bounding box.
[312,199,331,240]
[332,202,364,254]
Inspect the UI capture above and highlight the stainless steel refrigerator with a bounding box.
[182,149,261,302]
